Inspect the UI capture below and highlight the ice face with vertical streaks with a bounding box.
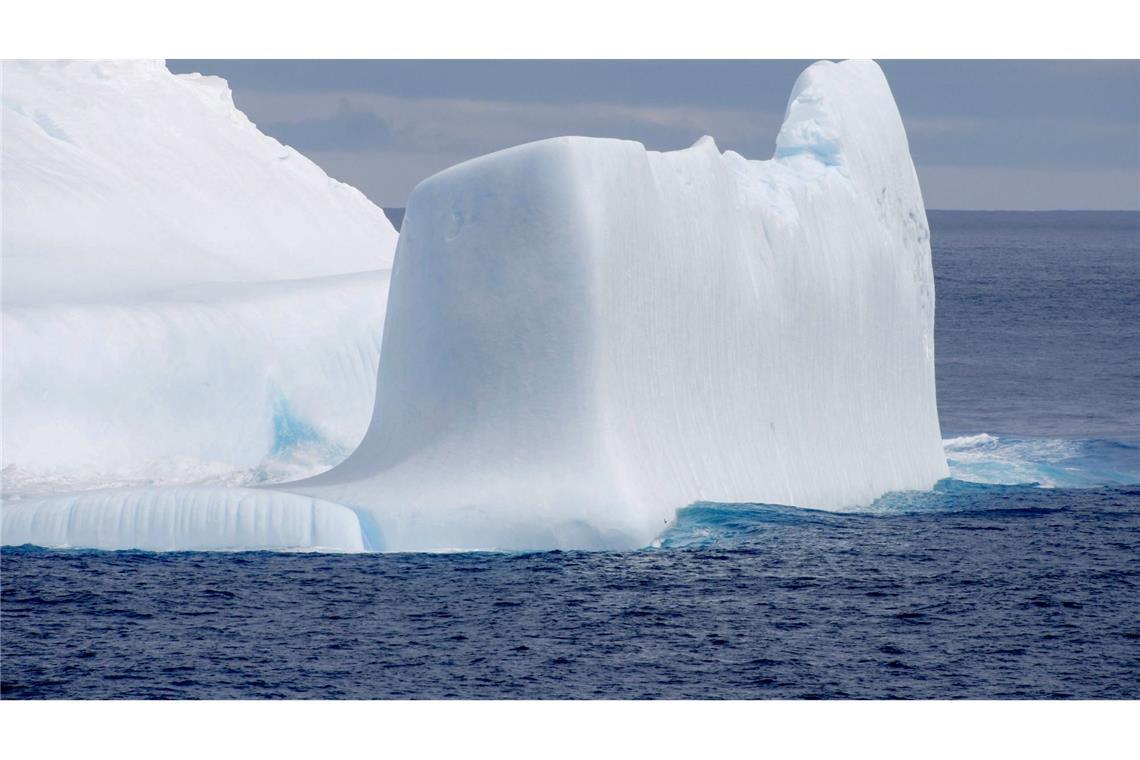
[284,59,948,551]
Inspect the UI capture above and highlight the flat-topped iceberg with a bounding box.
[3,59,948,552]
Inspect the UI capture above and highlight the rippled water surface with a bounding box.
[3,211,1139,698]
[4,485,1139,699]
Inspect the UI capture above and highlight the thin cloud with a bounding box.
[164,60,1140,210]
[239,89,783,158]
[265,97,394,152]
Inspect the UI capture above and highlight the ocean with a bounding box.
[3,210,1138,699]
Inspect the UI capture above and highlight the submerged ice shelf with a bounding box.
[5,60,951,552]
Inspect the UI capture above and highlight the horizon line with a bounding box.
[378,206,1140,213]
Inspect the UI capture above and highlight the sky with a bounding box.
[168,60,1140,210]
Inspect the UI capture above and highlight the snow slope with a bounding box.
[2,59,397,303]
[3,60,948,552]
[1,60,396,492]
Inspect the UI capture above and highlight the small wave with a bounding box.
[943,433,1140,488]
[656,433,1139,549]
[657,478,1139,549]
[653,502,843,549]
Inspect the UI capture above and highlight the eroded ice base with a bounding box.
[1,488,364,552]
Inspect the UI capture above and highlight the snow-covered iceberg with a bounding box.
[2,60,397,492]
[3,59,948,552]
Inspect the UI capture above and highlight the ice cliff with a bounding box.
[2,59,948,552]
[1,60,397,491]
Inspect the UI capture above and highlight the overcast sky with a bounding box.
[168,60,1140,210]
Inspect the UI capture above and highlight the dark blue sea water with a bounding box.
[3,210,1139,699]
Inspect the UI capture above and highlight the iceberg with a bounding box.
[1,60,397,492]
[286,59,948,551]
[2,60,948,553]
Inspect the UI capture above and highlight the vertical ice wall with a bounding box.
[2,60,397,491]
[289,59,949,551]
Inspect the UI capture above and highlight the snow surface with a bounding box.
[2,60,397,303]
[3,59,949,552]
[1,60,396,492]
